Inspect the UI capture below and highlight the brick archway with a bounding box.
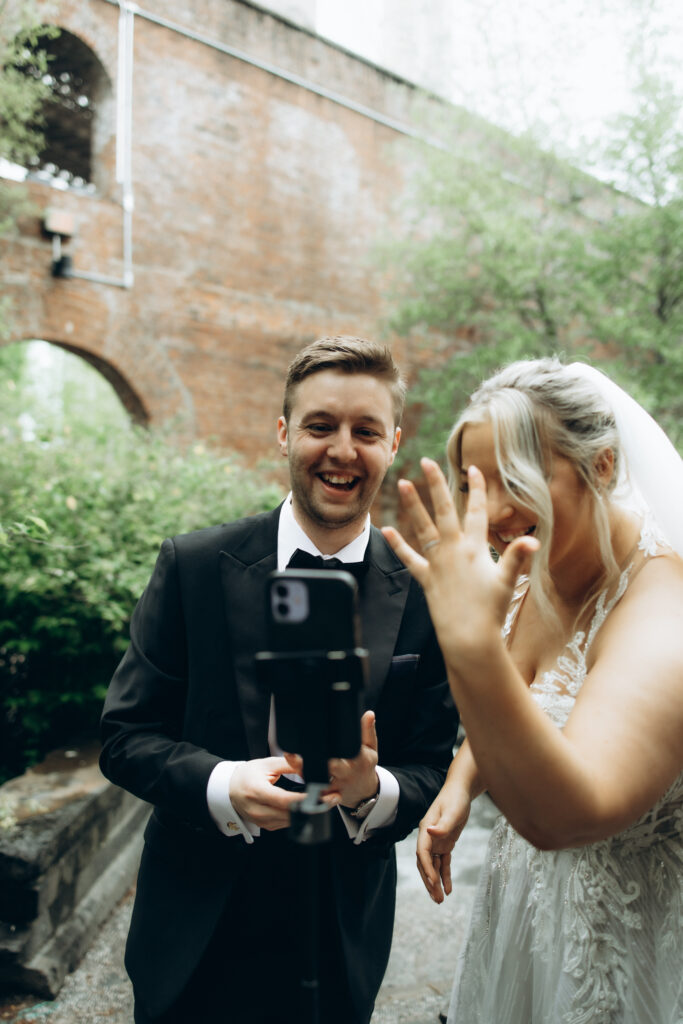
[3,328,196,442]
[49,340,150,425]
[1,337,149,427]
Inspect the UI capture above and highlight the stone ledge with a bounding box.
[0,744,148,998]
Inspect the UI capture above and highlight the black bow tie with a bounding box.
[287,548,369,581]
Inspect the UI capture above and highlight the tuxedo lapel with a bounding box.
[218,509,280,759]
[358,528,411,706]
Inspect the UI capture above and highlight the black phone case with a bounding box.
[266,568,362,652]
[257,569,367,762]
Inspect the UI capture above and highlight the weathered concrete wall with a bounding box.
[1,0,439,457]
[0,744,148,997]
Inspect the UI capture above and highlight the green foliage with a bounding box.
[581,69,683,446]
[381,121,598,467]
[382,68,683,463]
[0,335,27,381]
[386,128,592,347]
[0,3,56,164]
[0,3,57,337]
[0,425,284,782]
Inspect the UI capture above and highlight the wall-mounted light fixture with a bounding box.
[43,207,75,278]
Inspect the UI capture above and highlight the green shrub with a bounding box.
[0,425,284,782]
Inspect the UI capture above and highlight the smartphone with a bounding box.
[267,568,362,651]
[256,569,367,768]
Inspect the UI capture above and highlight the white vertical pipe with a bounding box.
[120,2,135,286]
[115,2,127,184]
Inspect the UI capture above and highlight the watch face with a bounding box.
[351,794,377,819]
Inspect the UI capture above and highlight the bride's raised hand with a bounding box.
[382,458,538,665]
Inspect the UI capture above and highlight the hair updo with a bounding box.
[446,357,622,621]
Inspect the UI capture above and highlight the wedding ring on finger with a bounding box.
[422,538,441,554]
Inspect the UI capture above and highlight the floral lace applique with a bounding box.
[528,842,639,1023]
[528,566,631,728]
[502,574,529,642]
[636,511,670,558]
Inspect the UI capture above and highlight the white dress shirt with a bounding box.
[207,495,400,844]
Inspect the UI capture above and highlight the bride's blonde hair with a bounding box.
[446,357,622,624]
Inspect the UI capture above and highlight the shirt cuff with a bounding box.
[207,760,260,844]
[338,766,399,844]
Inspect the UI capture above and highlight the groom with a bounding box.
[100,336,458,1024]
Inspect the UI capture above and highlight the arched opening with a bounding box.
[0,339,147,440]
[54,342,149,427]
[7,28,113,193]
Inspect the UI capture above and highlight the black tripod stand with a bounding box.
[289,779,332,1024]
[256,647,366,1024]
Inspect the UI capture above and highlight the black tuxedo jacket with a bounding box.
[100,506,458,1019]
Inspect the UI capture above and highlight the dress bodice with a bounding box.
[448,523,682,1024]
[501,521,683,847]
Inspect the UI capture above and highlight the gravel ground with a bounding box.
[1,796,497,1024]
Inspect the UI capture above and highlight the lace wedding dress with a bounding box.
[448,528,683,1024]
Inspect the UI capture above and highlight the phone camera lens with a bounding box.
[275,584,288,598]
[276,602,289,617]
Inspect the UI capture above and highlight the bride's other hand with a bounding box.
[382,458,538,665]
[416,787,471,904]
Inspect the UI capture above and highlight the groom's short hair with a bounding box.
[283,336,406,426]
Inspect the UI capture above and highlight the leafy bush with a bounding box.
[0,425,284,782]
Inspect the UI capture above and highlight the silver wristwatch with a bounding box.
[348,790,379,820]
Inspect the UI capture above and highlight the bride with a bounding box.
[382,358,683,1023]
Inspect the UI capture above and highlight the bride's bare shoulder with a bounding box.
[590,550,683,666]
[630,547,683,594]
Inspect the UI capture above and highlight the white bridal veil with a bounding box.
[568,362,683,559]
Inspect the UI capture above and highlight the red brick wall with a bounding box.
[1,0,435,462]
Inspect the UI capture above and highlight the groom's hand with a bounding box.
[229,756,305,830]
[325,709,380,810]
[283,711,380,809]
